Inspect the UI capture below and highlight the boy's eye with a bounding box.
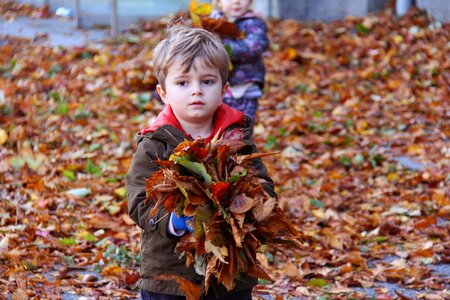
[203,80,214,85]
[177,81,188,86]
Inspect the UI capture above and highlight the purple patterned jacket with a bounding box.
[212,11,269,88]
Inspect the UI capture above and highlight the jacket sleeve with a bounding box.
[126,136,173,238]
[223,18,269,64]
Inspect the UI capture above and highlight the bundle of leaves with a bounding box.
[189,0,243,39]
[145,129,300,292]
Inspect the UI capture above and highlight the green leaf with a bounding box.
[310,198,324,208]
[86,158,102,176]
[62,169,75,181]
[173,157,212,184]
[264,135,278,150]
[228,169,247,183]
[60,237,77,246]
[84,234,96,242]
[307,278,328,287]
[88,143,102,152]
[338,155,352,167]
[374,236,388,243]
[355,23,371,33]
[313,111,322,118]
[55,101,68,115]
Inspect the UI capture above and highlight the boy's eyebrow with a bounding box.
[203,73,219,78]
[172,73,219,79]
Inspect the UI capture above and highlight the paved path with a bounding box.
[0,16,108,47]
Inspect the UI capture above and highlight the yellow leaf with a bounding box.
[93,53,109,65]
[0,128,8,145]
[408,144,423,155]
[85,66,99,76]
[189,0,212,16]
[101,265,123,276]
[191,13,201,26]
[387,172,399,181]
[281,48,298,61]
[189,0,199,12]
[312,209,325,219]
[393,35,403,44]
[77,230,92,241]
[114,187,127,198]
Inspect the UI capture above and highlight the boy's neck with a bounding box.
[178,119,214,139]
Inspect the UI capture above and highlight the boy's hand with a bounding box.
[171,212,194,233]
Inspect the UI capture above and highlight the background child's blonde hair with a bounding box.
[213,0,253,11]
[152,23,229,89]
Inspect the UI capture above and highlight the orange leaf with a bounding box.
[154,274,202,300]
[414,216,437,229]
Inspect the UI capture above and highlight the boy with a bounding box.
[126,24,276,300]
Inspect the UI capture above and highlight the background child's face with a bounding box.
[219,0,252,19]
[157,57,226,126]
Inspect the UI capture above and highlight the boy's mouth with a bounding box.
[190,101,205,105]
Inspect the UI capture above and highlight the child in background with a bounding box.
[126,24,277,300]
[211,0,269,126]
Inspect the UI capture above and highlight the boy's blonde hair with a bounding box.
[152,24,229,89]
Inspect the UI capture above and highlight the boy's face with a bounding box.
[219,0,251,19]
[157,57,227,126]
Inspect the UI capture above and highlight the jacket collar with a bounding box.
[140,103,244,142]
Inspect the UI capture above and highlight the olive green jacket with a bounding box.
[126,117,276,297]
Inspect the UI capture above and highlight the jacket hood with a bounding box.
[140,103,245,141]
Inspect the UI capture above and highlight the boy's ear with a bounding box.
[221,83,229,98]
[156,84,168,103]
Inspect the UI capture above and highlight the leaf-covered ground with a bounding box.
[0,3,449,300]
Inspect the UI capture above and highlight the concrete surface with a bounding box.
[417,0,450,22]
[0,16,108,47]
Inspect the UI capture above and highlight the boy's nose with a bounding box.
[191,82,203,95]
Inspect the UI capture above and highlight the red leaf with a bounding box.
[212,181,230,204]
[199,17,243,39]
